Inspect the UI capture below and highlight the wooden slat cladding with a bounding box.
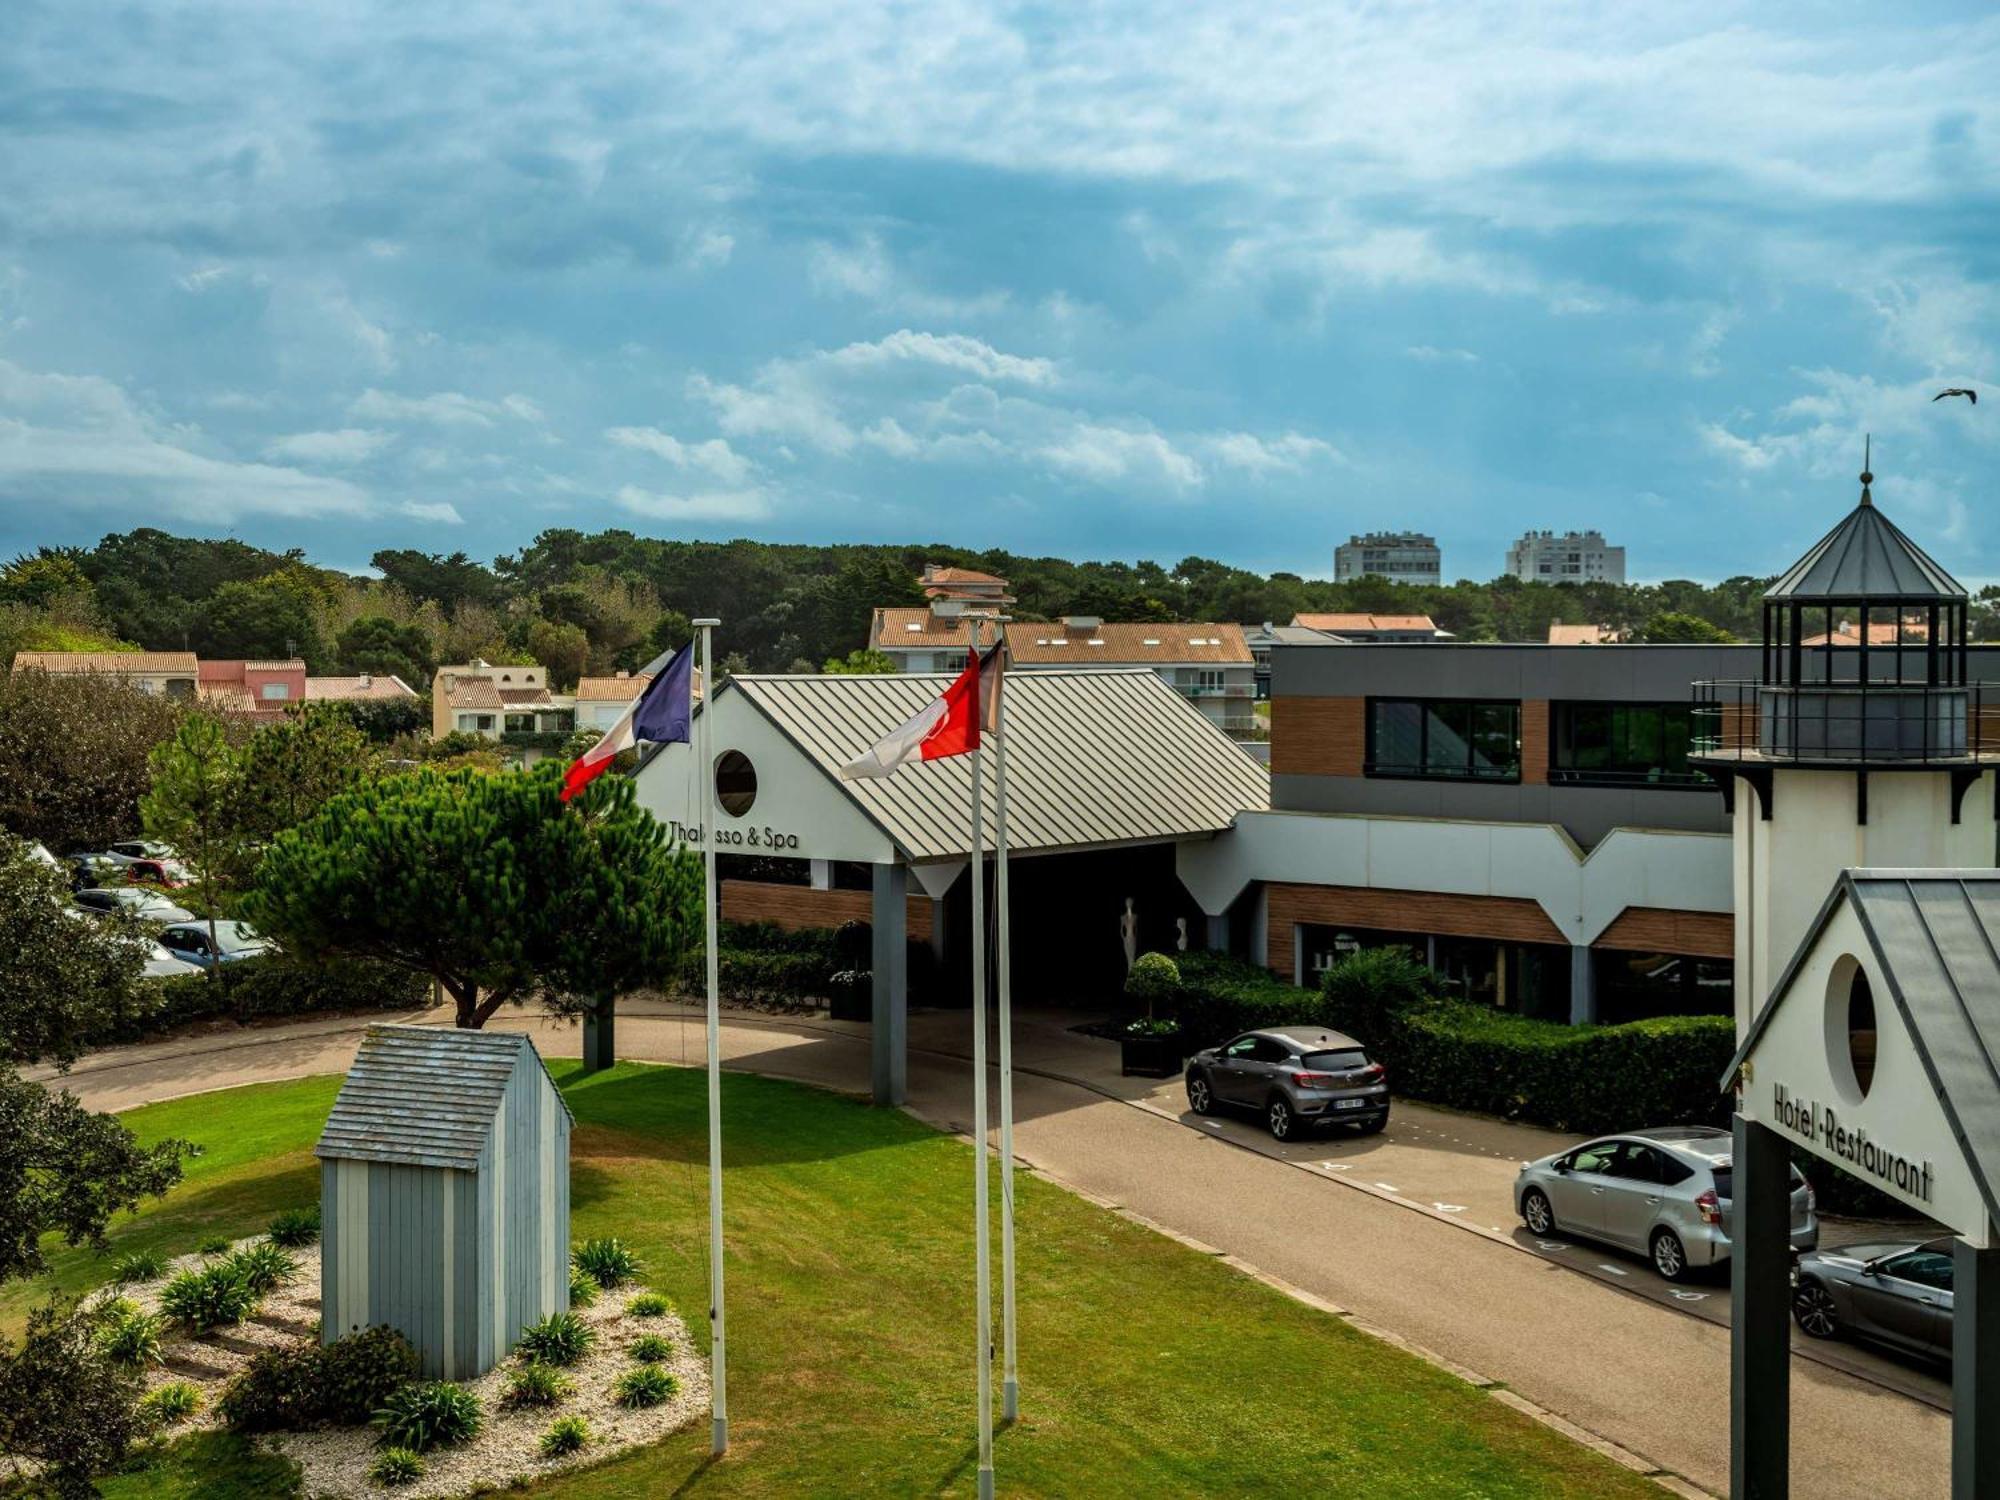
[1265,882,1567,977]
[720,879,934,941]
[1718,702,1755,751]
[1520,700,1549,785]
[1592,906,1734,960]
[1269,696,1364,777]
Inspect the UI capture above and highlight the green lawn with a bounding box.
[23,1064,1661,1498]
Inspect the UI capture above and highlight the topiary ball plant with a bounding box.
[1125,951,1182,1019]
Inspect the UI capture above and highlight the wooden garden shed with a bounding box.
[316,1024,572,1379]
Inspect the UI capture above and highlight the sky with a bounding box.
[0,2,1996,584]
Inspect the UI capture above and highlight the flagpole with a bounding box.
[993,615,1018,1426]
[694,618,728,1458]
[968,616,995,1500]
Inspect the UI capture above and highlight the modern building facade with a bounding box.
[1335,531,1442,586]
[1507,529,1627,585]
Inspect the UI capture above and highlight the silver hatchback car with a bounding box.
[1514,1125,1818,1282]
[1184,1026,1390,1140]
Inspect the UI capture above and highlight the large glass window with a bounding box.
[1551,703,1705,787]
[1594,949,1733,1024]
[1367,699,1520,781]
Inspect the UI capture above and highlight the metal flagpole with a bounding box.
[993,617,1019,1425]
[968,616,996,1500]
[694,618,728,1457]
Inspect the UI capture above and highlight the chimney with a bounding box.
[359,673,371,689]
[616,669,629,679]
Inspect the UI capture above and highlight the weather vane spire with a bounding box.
[1859,434,1873,507]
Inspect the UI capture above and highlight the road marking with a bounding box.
[1535,1240,1565,1251]
[1319,1162,1351,1172]
[1202,1121,1222,1130]
[1433,1203,1467,1214]
[1374,1182,1399,1193]
[1596,1264,1631,1277]
[1669,1290,1709,1302]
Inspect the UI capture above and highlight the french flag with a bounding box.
[841,644,1003,780]
[559,644,695,802]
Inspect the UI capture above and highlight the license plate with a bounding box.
[1335,1099,1368,1110]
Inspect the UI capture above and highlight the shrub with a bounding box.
[218,1342,324,1432]
[321,1327,421,1425]
[629,1333,673,1363]
[267,1206,321,1248]
[515,1311,595,1367]
[160,1263,258,1333]
[138,1381,202,1428]
[111,1248,167,1284]
[1125,952,1181,1016]
[197,1234,233,1256]
[625,1292,670,1319]
[565,1262,598,1309]
[613,1364,678,1409]
[90,956,427,1047]
[539,1415,591,1458]
[503,1361,574,1409]
[370,1447,426,1487]
[96,1307,164,1370]
[225,1241,300,1296]
[573,1237,642,1289]
[1319,946,1438,1057]
[372,1381,483,1452]
[1160,952,1322,1048]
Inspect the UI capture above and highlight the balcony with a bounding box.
[1692,680,1995,766]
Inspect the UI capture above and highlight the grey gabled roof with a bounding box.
[1765,497,1964,602]
[1725,870,2000,1227]
[316,1024,571,1171]
[728,668,1271,864]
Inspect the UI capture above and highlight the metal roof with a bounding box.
[724,667,1271,864]
[315,1024,571,1171]
[1726,870,2000,1227]
[1765,490,1964,602]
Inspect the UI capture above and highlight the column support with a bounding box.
[1568,945,1596,1025]
[871,863,909,1107]
[1730,1114,1792,1500]
[1205,912,1229,952]
[1955,1237,2000,1499]
[581,995,615,1072]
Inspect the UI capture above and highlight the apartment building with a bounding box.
[1334,531,1442,586]
[1506,529,1627,584]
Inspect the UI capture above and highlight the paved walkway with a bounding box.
[40,1001,1953,1499]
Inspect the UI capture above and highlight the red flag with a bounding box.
[841,646,1002,779]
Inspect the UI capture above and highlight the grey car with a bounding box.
[158,919,276,968]
[1184,1027,1390,1140]
[1792,1238,1954,1363]
[1514,1125,1819,1282]
[72,887,196,925]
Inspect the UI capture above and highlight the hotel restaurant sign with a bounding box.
[1735,889,1991,1247]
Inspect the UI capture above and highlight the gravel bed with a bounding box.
[101,1238,706,1496]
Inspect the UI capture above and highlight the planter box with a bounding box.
[828,976,872,1022]
[1120,1031,1186,1078]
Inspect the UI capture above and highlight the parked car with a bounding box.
[1515,1126,1818,1282]
[1792,1238,1955,1362]
[60,907,205,976]
[1184,1026,1390,1140]
[26,841,59,868]
[65,853,123,890]
[102,839,179,867]
[71,887,196,925]
[157,919,276,968]
[124,857,195,889]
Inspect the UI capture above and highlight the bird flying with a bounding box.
[1933,388,1977,404]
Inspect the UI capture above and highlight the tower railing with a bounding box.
[1692,679,1994,764]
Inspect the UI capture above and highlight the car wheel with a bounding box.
[1793,1280,1841,1339]
[1521,1188,1556,1236]
[1651,1228,1691,1282]
[1267,1095,1295,1140]
[1186,1072,1214,1116]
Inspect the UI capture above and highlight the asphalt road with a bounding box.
[40,1001,1956,1499]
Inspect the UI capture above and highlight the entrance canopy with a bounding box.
[633,668,1269,875]
[1727,869,2000,1245]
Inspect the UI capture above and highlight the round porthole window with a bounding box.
[1825,955,1878,1105]
[714,750,757,818]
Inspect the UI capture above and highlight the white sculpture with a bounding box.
[1120,897,1137,973]
[1175,916,1189,952]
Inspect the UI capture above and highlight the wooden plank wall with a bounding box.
[1268,696,1364,776]
[721,878,934,942]
[1265,882,1569,978]
[1591,906,1734,960]
[1519,701,1549,785]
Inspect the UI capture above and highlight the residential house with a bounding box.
[1547,623,1629,645]
[431,660,573,757]
[304,674,419,703]
[573,673,652,730]
[1007,619,1256,732]
[1290,613,1445,642]
[1244,622,1340,700]
[9,650,199,698]
[197,658,307,721]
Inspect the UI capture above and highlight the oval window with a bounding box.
[715,750,757,818]
[1824,955,1878,1104]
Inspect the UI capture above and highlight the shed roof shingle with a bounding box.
[11,651,199,674]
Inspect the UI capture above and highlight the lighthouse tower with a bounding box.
[1695,447,1996,1036]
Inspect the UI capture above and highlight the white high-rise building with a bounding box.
[1506,529,1626,585]
[1334,532,1442,586]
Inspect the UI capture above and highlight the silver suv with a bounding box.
[1514,1125,1818,1282]
[1184,1027,1390,1140]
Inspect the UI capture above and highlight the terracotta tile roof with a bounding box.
[1802,621,1929,646]
[243,659,307,672]
[11,651,198,674]
[445,678,503,710]
[305,676,417,701]
[924,566,1007,586]
[1547,623,1624,645]
[197,683,254,707]
[573,675,652,701]
[1292,613,1438,634]
[498,687,554,707]
[1005,622,1252,665]
[872,607,976,651]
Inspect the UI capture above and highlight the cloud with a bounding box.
[604,426,754,484]
[1037,424,1202,492]
[349,389,543,428]
[1207,430,1340,474]
[264,428,393,463]
[687,372,856,454]
[1406,345,1479,364]
[823,330,1057,387]
[400,500,464,524]
[615,484,773,522]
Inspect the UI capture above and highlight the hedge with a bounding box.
[675,918,932,1007]
[89,956,427,1046]
[1156,951,1739,1136]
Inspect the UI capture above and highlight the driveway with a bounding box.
[40,999,1952,1499]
